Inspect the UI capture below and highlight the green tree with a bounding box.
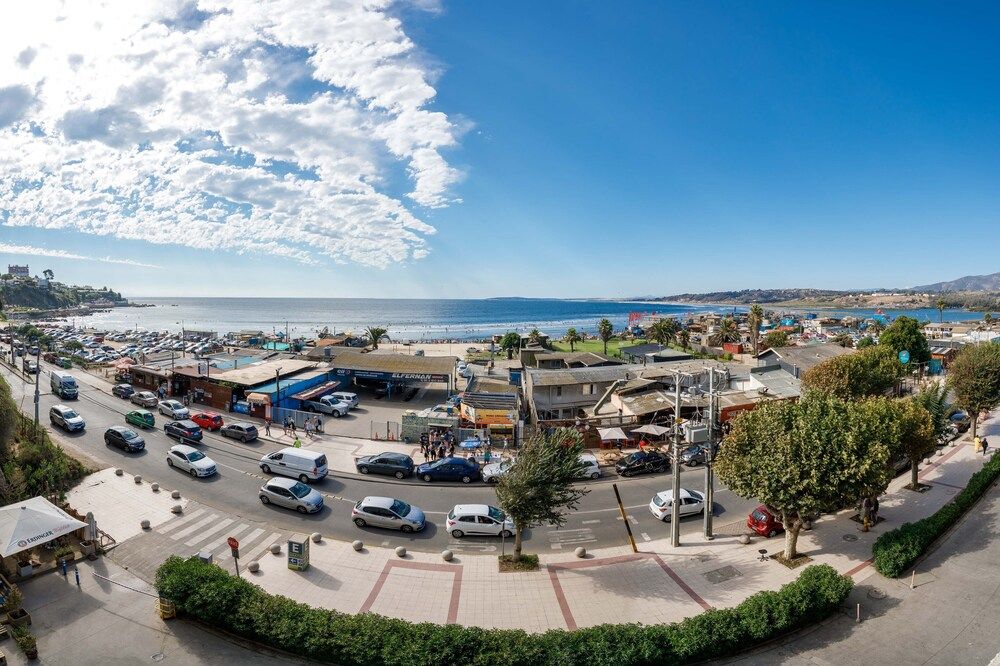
[499,332,521,360]
[913,381,950,439]
[715,395,894,560]
[527,328,543,347]
[947,343,1000,438]
[893,398,937,490]
[64,340,83,352]
[597,318,614,355]
[748,304,764,355]
[831,333,854,348]
[879,316,931,365]
[762,330,788,349]
[709,317,740,347]
[856,336,875,349]
[563,327,581,352]
[801,346,902,400]
[936,299,946,323]
[494,428,588,560]
[676,329,690,350]
[42,269,54,281]
[648,318,677,346]
[364,326,390,350]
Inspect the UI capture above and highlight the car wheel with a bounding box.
[189,468,198,477]
[451,529,464,539]
[500,529,513,538]
[261,464,271,474]
[241,436,248,443]
[590,472,600,480]
[767,529,777,538]
[260,495,270,505]
[167,458,173,467]
[621,470,631,478]
[296,506,307,514]
[487,476,498,484]
[298,474,309,484]
[353,517,366,527]
[394,471,405,479]
[400,525,414,533]
[423,474,432,482]
[331,410,342,418]
[461,476,472,484]
[359,466,369,475]
[662,515,671,523]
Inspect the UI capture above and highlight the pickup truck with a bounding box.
[301,395,349,417]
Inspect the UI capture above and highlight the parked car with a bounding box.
[747,505,783,538]
[351,496,425,532]
[130,391,158,407]
[125,409,156,429]
[259,477,323,513]
[949,410,971,433]
[301,395,349,417]
[112,383,135,399]
[481,459,513,484]
[158,399,190,420]
[678,444,710,467]
[446,504,514,538]
[167,444,217,477]
[164,419,203,442]
[22,359,38,374]
[576,452,602,480]
[191,411,223,431]
[648,488,706,522]
[220,421,258,442]
[329,392,359,409]
[104,426,145,452]
[259,448,327,483]
[49,404,85,432]
[356,452,414,479]
[615,450,670,477]
[416,457,481,483]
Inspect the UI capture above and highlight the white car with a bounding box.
[577,452,601,480]
[446,504,514,538]
[481,459,513,484]
[648,488,706,522]
[158,399,190,419]
[166,444,217,477]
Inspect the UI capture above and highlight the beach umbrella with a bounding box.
[0,497,87,558]
[597,427,628,441]
[631,424,670,437]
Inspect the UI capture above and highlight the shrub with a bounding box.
[156,557,851,665]
[873,453,1000,577]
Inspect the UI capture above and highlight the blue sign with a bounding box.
[898,350,910,364]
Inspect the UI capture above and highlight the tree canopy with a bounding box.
[499,332,521,359]
[364,326,390,350]
[801,345,902,400]
[648,318,678,346]
[563,327,581,352]
[878,315,930,365]
[709,317,740,346]
[597,318,614,354]
[748,304,764,355]
[947,343,1000,437]
[762,330,788,350]
[891,396,937,489]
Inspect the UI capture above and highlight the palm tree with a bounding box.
[527,328,543,347]
[748,304,764,355]
[709,317,740,347]
[936,299,946,323]
[676,329,690,350]
[597,318,614,355]
[499,332,521,359]
[364,326,390,350]
[564,327,582,352]
[648,318,677,346]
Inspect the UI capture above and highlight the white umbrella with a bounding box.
[631,424,671,437]
[597,427,628,441]
[0,497,88,557]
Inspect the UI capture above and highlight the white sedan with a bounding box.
[648,488,706,522]
[158,399,190,419]
[166,444,217,477]
[481,459,513,484]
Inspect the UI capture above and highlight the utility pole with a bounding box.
[33,341,41,425]
[671,371,682,546]
[704,366,715,539]
[274,367,281,421]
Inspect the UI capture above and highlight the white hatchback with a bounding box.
[158,399,190,419]
[166,444,217,477]
[446,504,514,538]
[648,488,706,522]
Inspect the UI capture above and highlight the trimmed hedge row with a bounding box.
[873,453,1000,577]
[156,557,851,665]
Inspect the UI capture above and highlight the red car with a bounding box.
[747,505,783,538]
[191,412,224,431]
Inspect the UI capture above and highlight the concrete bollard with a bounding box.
[575,547,587,558]
[171,490,181,500]
[247,561,260,574]
[115,469,124,476]
[134,475,142,484]
[395,546,406,558]
[352,540,364,552]
[311,532,322,543]
[140,519,151,530]
[151,483,159,492]
[441,550,453,562]
[171,505,183,514]
[739,534,751,545]
[270,543,281,555]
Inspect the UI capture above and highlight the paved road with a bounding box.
[1,353,757,554]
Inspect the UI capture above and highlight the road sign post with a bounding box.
[227,536,240,578]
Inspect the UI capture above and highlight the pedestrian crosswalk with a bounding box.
[145,506,288,565]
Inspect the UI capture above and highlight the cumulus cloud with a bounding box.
[0,1,462,268]
[0,243,162,269]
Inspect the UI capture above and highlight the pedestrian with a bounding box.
[983,437,990,456]
[484,448,492,464]
[290,420,297,435]
[315,416,323,433]
[423,448,429,463]
[304,418,313,438]
[502,437,509,452]
[871,497,880,523]
[293,435,302,448]
[861,497,872,526]
[974,435,982,452]
[468,452,477,465]
[264,417,272,437]
[282,417,288,436]
[438,443,446,460]
[448,442,455,458]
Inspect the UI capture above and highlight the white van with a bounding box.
[259,448,329,483]
[329,391,359,409]
[50,370,79,400]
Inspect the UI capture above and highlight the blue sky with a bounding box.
[2,1,998,298]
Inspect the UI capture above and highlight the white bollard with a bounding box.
[247,561,260,573]
[395,546,406,558]
[270,543,281,555]
[171,505,183,514]
[739,534,751,545]
[151,483,159,492]
[311,532,322,543]
[133,475,142,484]
[441,550,453,562]
[575,547,587,558]
[140,519,151,530]
[352,540,364,552]
[115,469,124,476]
[171,490,181,500]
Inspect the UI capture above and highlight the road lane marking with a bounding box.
[640,532,651,542]
[242,532,284,563]
[581,519,601,525]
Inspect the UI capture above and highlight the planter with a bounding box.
[79,540,96,557]
[15,565,31,579]
[6,610,29,628]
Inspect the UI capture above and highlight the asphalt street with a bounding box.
[1,350,758,554]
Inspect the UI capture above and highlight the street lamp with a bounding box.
[670,369,695,547]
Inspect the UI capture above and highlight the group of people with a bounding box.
[418,431,505,466]
[261,414,323,443]
[974,435,991,456]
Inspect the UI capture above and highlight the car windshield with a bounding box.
[684,446,700,455]
[122,429,138,439]
[62,410,79,419]
[752,510,768,522]
[289,482,311,499]
[626,453,642,463]
[488,506,506,522]
[390,499,411,517]
[652,494,667,507]
[186,451,206,462]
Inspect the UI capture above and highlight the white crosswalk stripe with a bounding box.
[170,514,220,540]
[241,531,284,563]
[156,508,206,534]
[185,518,234,547]
[205,523,249,554]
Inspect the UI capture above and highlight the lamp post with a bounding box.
[704,366,715,539]
[671,372,682,546]
[274,367,281,421]
[33,337,41,425]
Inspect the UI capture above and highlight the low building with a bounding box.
[326,351,457,396]
[6,264,29,277]
[532,351,621,369]
[619,343,694,364]
[460,377,519,437]
[754,344,854,379]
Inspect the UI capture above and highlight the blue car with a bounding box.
[416,457,481,484]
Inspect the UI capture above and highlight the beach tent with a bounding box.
[0,497,87,558]
[631,424,670,437]
[597,427,628,441]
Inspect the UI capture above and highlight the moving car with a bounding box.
[615,450,670,477]
[158,399,190,420]
[112,383,135,399]
[747,505,783,538]
[191,411,224,431]
[355,452,414,479]
[22,359,38,374]
[446,504,514,538]
[49,404,85,432]
[259,477,323,513]
[416,457,481,483]
[125,409,155,429]
[220,422,258,442]
[104,426,145,452]
[678,444,710,467]
[259,448,328,483]
[481,459,512,484]
[167,444,217,477]
[130,391,158,408]
[163,419,203,442]
[351,496,425,532]
[50,371,79,400]
[648,488,706,522]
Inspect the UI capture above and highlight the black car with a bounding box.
[220,422,258,443]
[164,419,203,442]
[104,426,146,452]
[949,410,971,433]
[615,450,671,477]
[112,383,135,399]
[356,452,414,479]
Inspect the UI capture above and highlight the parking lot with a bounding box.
[303,383,452,439]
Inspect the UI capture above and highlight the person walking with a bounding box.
[289,420,297,435]
[983,437,990,456]
[304,418,313,438]
[282,417,288,436]
[974,435,982,453]
[438,442,446,460]
[264,417,272,437]
[483,448,492,465]
[293,435,302,448]
[448,442,456,458]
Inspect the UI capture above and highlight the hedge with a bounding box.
[156,557,851,665]
[873,453,1000,577]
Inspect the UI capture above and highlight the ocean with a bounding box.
[60,297,989,341]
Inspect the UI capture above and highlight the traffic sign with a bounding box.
[898,350,910,364]
[227,536,240,559]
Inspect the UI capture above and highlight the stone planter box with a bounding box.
[79,540,96,557]
[5,609,30,628]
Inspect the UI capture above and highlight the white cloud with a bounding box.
[0,243,163,269]
[0,1,461,268]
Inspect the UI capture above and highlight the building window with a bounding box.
[582,383,595,395]
[555,386,562,397]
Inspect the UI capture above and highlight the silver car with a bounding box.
[351,496,426,533]
[166,444,217,477]
[158,399,190,419]
[259,477,324,514]
[131,391,158,407]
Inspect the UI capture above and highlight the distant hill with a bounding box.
[646,288,852,305]
[910,271,1000,293]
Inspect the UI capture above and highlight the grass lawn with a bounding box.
[549,338,647,356]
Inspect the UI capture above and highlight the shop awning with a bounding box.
[291,380,341,402]
[246,392,270,405]
[0,497,87,557]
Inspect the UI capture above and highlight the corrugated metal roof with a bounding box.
[329,351,457,376]
[210,359,317,387]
